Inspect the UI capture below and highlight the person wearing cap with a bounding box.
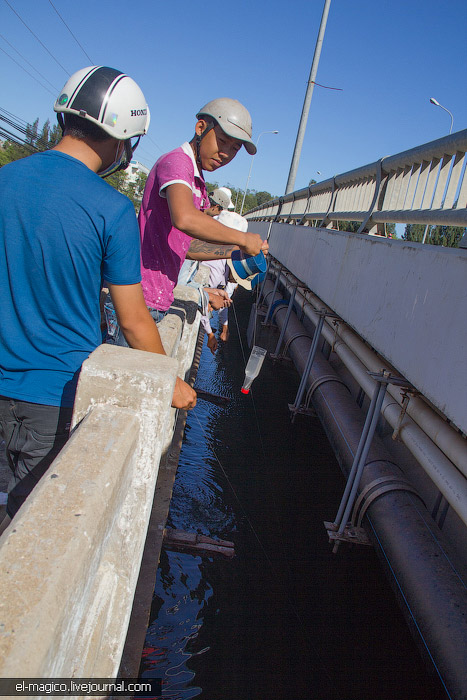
[198,210,246,353]
[196,211,265,354]
[132,99,268,324]
[204,186,235,218]
[0,66,196,532]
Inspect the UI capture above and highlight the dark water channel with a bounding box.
[139,289,444,700]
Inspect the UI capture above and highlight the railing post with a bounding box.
[288,309,339,421]
[325,371,410,552]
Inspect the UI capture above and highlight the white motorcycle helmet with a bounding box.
[196,98,256,156]
[54,66,150,177]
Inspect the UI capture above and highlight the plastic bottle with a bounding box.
[241,346,267,394]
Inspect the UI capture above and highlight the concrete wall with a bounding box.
[0,285,203,687]
[253,221,467,434]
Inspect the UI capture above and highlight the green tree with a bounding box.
[334,220,396,237]
[255,191,273,206]
[205,180,219,193]
[0,117,63,166]
[107,170,148,214]
[124,171,148,213]
[201,183,277,214]
[25,118,39,149]
[403,223,464,247]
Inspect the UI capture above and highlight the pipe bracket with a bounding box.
[282,332,313,356]
[306,374,350,402]
[352,475,424,528]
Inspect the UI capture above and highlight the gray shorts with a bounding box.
[0,397,73,518]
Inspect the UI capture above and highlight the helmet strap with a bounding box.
[98,140,129,179]
[195,120,215,168]
[57,113,65,134]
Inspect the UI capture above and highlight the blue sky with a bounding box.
[1,0,466,197]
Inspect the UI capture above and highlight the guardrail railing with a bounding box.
[246,129,467,234]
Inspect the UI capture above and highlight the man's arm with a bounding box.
[166,184,268,257]
[108,283,196,410]
[186,239,238,261]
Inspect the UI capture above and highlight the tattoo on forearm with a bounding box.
[188,240,236,258]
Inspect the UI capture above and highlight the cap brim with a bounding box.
[221,122,257,155]
[243,140,256,155]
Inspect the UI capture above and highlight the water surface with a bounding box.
[140,290,444,699]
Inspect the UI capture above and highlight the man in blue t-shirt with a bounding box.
[0,66,196,531]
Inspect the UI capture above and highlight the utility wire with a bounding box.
[3,0,70,76]
[0,110,53,151]
[0,127,38,152]
[0,106,39,131]
[47,0,94,64]
[0,45,56,97]
[146,134,164,154]
[0,33,59,92]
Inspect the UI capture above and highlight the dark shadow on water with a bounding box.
[140,288,445,700]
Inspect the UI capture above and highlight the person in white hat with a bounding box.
[0,66,196,532]
[200,211,253,354]
[204,186,235,218]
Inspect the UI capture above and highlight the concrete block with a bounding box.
[0,344,179,683]
[0,406,139,679]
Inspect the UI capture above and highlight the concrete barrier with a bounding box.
[0,283,204,686]
[253,221,467,434]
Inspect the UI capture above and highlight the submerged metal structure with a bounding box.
[246,130,467,699]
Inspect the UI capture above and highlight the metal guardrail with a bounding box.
[246,129,467,234]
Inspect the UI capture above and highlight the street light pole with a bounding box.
[285,0,332,194]
[240,130,278,215]
[429,97,454,134]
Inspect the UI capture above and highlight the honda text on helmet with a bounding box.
[54,66,150,177]
[196,98,256,156]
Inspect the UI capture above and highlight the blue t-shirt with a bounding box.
[0,150,141,407]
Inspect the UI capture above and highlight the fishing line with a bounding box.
[190,408,335,687]
[232,290,304,596]
[212,298,336,685]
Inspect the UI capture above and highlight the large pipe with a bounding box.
[285,273,467,474]
[262,278,467,699]
[265,264,467,526]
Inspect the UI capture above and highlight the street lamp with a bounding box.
[240,130,279,215]
[429,97,454,134]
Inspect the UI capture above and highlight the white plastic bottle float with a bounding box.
[241,346,267,394]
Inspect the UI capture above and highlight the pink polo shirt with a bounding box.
[139,142,209,311]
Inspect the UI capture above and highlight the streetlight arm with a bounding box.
[430,97,454,134]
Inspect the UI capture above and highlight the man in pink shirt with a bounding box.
[139,141,209,311]
[139,98,268,312]
[107,98,268,349]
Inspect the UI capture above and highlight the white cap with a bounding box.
[210,187,234,209]
[217,209,248,231]
[196,98,256,154]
